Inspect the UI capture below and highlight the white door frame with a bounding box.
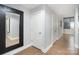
[75,8,79,48]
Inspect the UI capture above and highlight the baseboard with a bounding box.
[41,42,53,53]
[3,43,32,55]
[41,39,57,53]
[41,35,63,53]
[57,34,63,40]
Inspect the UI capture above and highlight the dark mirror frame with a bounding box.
[0,4,23,54]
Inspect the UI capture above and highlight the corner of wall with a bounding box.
[41,37,58,53]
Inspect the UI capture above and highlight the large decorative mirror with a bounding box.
[0,5,23,54]
[6,12,20,48]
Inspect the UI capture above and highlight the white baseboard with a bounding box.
[57,34,63,40]
[41,35,63,53]
[3,43,32,55]
[41,39,57,53]
[41,42,53,53]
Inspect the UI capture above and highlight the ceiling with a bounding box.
[21,4,79,18]
[6,4,79,18]
[21,4,40,10]
[48,4,78,17]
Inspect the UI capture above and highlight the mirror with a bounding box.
[0,4,23,54]
[6,12,20,48]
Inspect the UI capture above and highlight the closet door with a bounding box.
[31,11,44,49]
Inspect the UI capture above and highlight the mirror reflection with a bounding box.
[6,12,20,48]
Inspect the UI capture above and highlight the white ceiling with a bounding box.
[21,4,40,10]
[21,4,79,18]
[48,4,78,17]
[6,4,79,17]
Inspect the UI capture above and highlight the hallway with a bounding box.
[16,34,79,55]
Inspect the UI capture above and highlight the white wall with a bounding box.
[4,4,31,54]
[44,6,63,52]
[30,5,63,52]
[3,4,63,54]
[52,9,63,41]
[44,6,53,48]
[57,16,63,39]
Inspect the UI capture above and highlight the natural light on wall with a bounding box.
[70,22,74,29]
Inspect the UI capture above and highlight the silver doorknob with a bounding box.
[38,32,42,34]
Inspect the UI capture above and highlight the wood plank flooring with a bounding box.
[16,34,79,55]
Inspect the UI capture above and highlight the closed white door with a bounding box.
[31,11,44,48]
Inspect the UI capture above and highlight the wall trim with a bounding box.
[41,38,57,53]
[57,34,63,40]
[3,43,32,55]
[41,35,63,53]
[41,41,54,53]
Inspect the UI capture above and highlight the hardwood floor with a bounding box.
[16,34,79,55]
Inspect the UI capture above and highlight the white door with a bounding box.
[31,11,44,48]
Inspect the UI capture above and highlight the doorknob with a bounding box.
[38,32,42,34]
